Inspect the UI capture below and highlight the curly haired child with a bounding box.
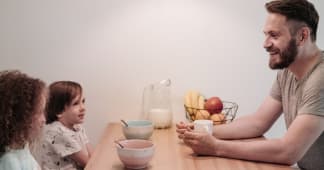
[35,81,93,170]
[0,70,46,170]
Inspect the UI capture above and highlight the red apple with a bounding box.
[204,97,223,114]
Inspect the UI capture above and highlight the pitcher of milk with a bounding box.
[142,79,173,129]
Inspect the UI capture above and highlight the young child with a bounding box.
[0,70,46,170]
[36,81,93,170]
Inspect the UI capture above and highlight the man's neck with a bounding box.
[288,45,321,80]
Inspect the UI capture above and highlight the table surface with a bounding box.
[85,123,296,170]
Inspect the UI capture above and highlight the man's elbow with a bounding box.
[281,156,297,166]
[279,148,302,166]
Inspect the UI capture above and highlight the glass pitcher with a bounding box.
[142,79,173,129]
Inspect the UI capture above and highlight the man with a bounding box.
[176,0,324,169]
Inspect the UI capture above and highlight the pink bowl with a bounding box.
[116,139,154,169]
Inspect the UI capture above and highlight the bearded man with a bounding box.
[176,0,324,169]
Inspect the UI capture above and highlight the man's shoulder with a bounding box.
[307,57,324,85]
[302,58,324,94]
[315,51,324,74]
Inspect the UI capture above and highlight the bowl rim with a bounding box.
[123,120,153,128]
[116,139,155,150]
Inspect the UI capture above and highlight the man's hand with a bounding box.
[183,131,218,156]
[176,121,194,139]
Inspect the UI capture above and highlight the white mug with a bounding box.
[193,120,213,134]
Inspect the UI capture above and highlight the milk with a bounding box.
[148,108,172,129]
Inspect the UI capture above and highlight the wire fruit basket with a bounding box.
[184,101,238,125]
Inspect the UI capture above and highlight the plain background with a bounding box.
[1,0,323,145]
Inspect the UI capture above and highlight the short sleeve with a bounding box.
[270,72,282,102]
[46,129,82,158]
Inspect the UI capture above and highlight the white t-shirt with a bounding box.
[0,145,40,170]
[35,121,89,170]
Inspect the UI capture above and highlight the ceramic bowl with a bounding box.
[116,139,155,169]
[122,120,153,140]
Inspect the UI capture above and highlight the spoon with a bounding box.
[114,140,124,148]
[120,119,128,127]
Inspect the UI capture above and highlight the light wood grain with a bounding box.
[85,123,295,170]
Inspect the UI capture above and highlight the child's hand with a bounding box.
[86,143,93,157]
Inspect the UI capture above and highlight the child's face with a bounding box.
[58,94,86,128]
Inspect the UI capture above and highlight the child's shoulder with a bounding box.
[0,148,28,169]
[0,150,20,163]
[45,121,63,130]
[44,121,86,136]
[44,121,70,136]
[0,153,20,169]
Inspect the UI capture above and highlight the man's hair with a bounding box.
[0,70,46,155]
[46,81,82,124]
[265,0,319,41]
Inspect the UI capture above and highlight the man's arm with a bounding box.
[184,114,324,165]
[213,96,283,139]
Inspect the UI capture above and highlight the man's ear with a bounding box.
[297,27,310,45]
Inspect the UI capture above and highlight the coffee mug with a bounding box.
[193,120,213,134]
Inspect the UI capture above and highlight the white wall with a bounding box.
[1,0,323,145]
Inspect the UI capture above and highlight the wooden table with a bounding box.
[85,123,296,170]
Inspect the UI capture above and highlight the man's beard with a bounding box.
[267,38,298,69]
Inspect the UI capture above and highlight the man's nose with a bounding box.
[263,38,272,49]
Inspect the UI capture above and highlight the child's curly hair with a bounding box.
[0,70,46,156]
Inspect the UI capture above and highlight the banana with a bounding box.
[190,91,200,115]
[184,91,193,115]
[198,95,205,109]
[210,113,225,125]
[184,90,208,121]
[195,110,210,120]
[191,114,196,120]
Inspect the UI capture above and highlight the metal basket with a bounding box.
[184,101,238,125]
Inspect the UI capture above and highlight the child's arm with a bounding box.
[86,143,94,157]
[69,126,92,166]
[68,147,91,167]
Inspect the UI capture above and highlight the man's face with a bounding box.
[263,13,298,69]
